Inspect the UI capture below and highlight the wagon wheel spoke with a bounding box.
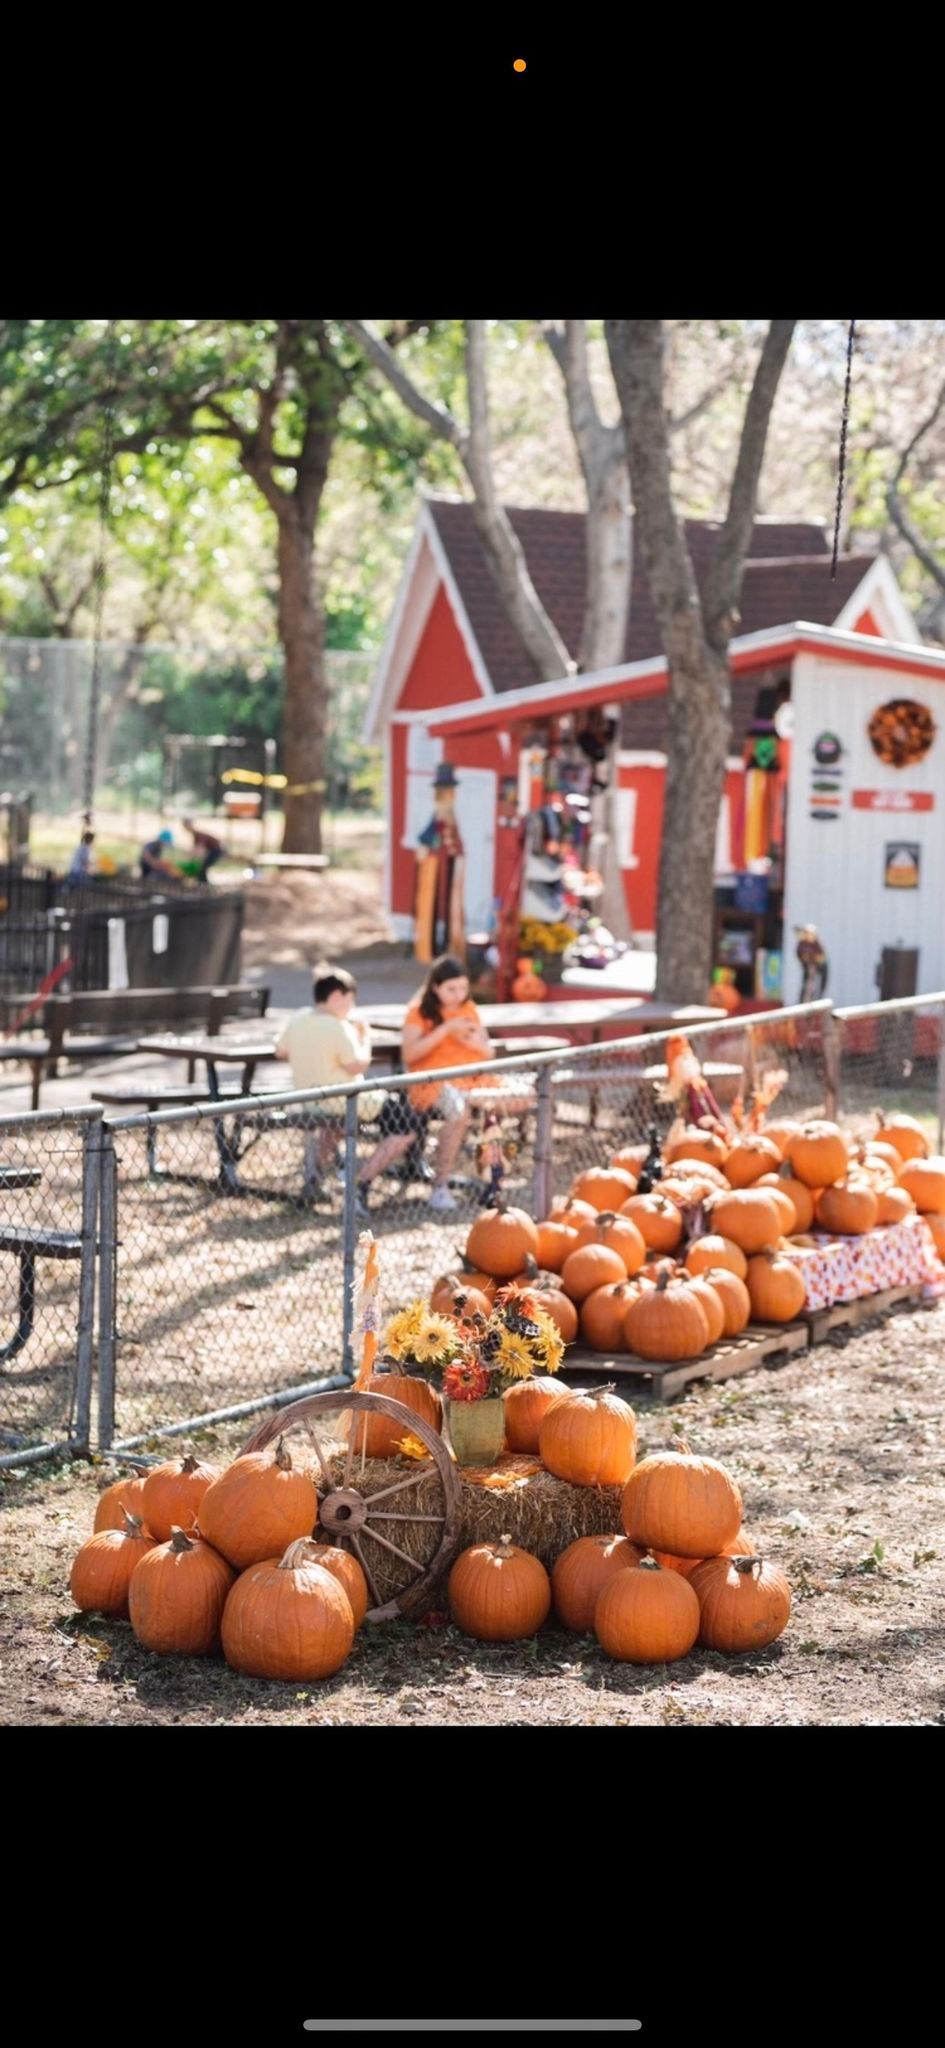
[308,1432,335,1494]
[360,1468,439,1507]
[348,1530,382,1608]
[366,1510,445,1523]
[360,1521,431,1579]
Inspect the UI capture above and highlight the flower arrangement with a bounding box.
[519,918,577,956]
[378,1287,563,1403]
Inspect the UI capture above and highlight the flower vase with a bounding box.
[445,1395,506,1468]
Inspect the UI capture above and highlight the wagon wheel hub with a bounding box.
[318,1486,369,1534]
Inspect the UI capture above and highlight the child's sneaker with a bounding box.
[429,1184,457,1212]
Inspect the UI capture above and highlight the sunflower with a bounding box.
[394,1434,431,1461]
[410,1311,460,1364]
[530,1312,564,1372]
[381,1303,427,1361]
[444,1357,490,1403]
[494,1330,538,1380]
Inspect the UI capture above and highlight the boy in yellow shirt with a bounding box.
[275,966,376,1197]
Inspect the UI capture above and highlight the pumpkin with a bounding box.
[863,1139,903,1173]
[221,1539,355,1680]
[623,1267,709,1361]
[140,1451,220,1542]
[848,1146,896,1193]
[70,1511,158,1619]
[690,1553,792,1652]
[434,1266,497,1303]
[93,1470,149,1533]
[297,1543,369,1629]
[609,1145,643,1180]
[661,1157,729,1190]
[874,1112,929,1162]
[580,1280,642,1353]
[723,1134,782,1188]
[923,1211,945,1261]
[665,1127,729,1169]
[707,1187,784,1254]
[763,1165,814,1234]
[570,1165,639,1212]
[815,1181,879,1235]
[684,1234,748,1281]
[430,1273,493,1320]
[539,1383,637,1487]
[127,1526,235,1655]
[621,1437,743,1558]
[503,1375,568,1453]
[534,1220,579,1272]
[679,1273,725,1346]
[659,1172,726,1208]
[785,1120,849,1189]
[876,1185,914,1227]
[512,962,547,1002]
[571,1209,646,1274]
[620,1192,683,1254]
[699,1267,751,1337]
[897,1156,945,1215]
[516,1280,578,1343]
[197,1437,318,1570]
[759,1117,801,1157]
[352,1373,444,1457]
[465,1199,539,1278]
[560,1241,628,1302]
[652,1530,753,1577]
[545,1195,597,1229]
[448,1535,551,1642]
[552,1533,645,1632]
[745,1247,807,1323]
[594,1556,700,1664]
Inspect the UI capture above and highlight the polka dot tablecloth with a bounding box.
[782,1215,945,1312]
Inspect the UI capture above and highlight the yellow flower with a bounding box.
[381,1302,427,1361]
[395,1435,431,1461]
[410,1312,459,1364]
[531,1311,564,1372]
[496,1331,537,1379]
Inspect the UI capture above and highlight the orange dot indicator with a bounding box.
[513,58,526,71]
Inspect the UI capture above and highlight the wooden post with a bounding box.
[823,1009,841,1123]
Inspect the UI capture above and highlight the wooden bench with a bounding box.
[17,984,271,1093]
[92,1079,253,1173]
[0,1039,51,1112]
[0,1225,83,1363]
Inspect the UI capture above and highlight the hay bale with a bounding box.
[323,1449,622,1609]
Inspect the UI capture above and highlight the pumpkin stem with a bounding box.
[179,1453,199,1474]
[586,1382,617,1402]
[669,1437,692,1456]
[274,1434,293,1471]
[279,1537,318,1570]
[638,1556,662,1572]
[169,1525,196,1553]
[733,1555,762,1574]
[520,1253,539,1278]
[120,1509,145,1537]
[597,1210,617,1229]
[655,1266,671,1294]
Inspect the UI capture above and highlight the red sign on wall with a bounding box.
[852,790,935,812]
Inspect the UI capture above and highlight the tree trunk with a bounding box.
[277,507,326,853]
[655,645,730,1002]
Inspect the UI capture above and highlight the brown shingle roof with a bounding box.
[427,497,839,697]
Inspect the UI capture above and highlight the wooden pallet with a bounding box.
[803,1282,925,1345]
[564,1320,810,1403]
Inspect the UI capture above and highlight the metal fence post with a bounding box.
[340,1093,360,1380]
[822,1008,841,1123]
[533,1063,554,1219]
[937,1002,945,1153]
[97,1122,119,1451]
[73,1114,103,1453]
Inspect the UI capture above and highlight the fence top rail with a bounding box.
[102,998,834,1133]
[834,991,945,1022]
[0,1102,103,1134]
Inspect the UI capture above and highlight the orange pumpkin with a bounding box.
[503,1375,568,1453]
[923,1211,945,1261]
[862,1139,903,1173]
[552,1533,645,1632]
[661,1157,729,1190]
[580,1280,642,1353]
[433,1266,497,1304]
[512,962,547,1002]
[595,1556,700,1663]
[708,1187,784,1254]
[623,1267,709,1361]
[763,1165,814,1234]
[621,1438,742,1557]
[897,1156,945,1215]
[465,1199,540,1279]
[815,1182,879,1235]
[520,1283,578,1343]
[571,1165,639,1212]
[723,1134,782,1188]
[699,1267,751,1337]
[659,1172,726,1208]
[448,1535,551,1642]
[70,1511,158,1619]
[684,1234,748,1281]
[620,1192,683,1254]
[571,1209,646,1274]
[545,1196,597,1229]
[785,1120,849,1189]
[197,1437,318,1570]
[298,1543,369,1629]
[610,1145,645,1179]
[651,1530,753,1577]
[664,1127,729,1169]
[690,1553,791,1652]
[560,1241,628,1302]
[92,1470,149,1534]
[539,1384,637,1487]
[876,1184,914,1226]
[745,1247,807,1323]
[352,1374,444,1457]
[680,1273,725,1346]
[140,1451,220,1543]
[874,1112,929,1162]
[221,1540,355,1679]
[752,1175,797,1235]
[127,1526,235,1655]
[759,1117,801,1158]
[534,1220,579,1273]
[430,1274,493,1320]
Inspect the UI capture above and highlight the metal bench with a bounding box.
[0,1225,83,1363]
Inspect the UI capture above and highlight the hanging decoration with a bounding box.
[830,320,856,579]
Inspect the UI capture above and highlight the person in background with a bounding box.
[66,829,95,887]
[182,816,224,882]
[139,828,179,880]
[355,953,494,1216]
[274,966,377,1196]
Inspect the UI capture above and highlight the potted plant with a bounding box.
[377,1287,564,1467]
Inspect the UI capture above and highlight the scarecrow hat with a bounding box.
[433,763,459,789]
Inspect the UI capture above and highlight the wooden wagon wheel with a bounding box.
[239,1389,461,1623]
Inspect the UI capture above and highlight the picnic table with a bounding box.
[136,1033,279,1192]
[0,1166,42,1193]
[360,998,718,1045]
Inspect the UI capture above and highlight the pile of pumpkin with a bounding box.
[436,1112,945,1365]
[449,1419,791,1664]
[70,1443,370,1682]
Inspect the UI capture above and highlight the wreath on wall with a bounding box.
[867,699,936,768]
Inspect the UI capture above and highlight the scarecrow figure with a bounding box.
[474,1111,514,1201]
[795,923,828,1002]
[414,763,466,964]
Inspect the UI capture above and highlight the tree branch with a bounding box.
[702,319,796,640]
[345,320,468,451]
[606,318,704,673]
[886,376,945,594]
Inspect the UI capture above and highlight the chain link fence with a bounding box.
[830,996,945,1153]
[0,1107,101,1466]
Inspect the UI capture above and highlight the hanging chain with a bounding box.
[830,319,857,579]
[82,320,120,821]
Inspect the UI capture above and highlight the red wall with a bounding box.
[617,760,743,930]
[390,587,496,917]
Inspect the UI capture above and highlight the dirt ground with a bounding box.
[3,1300,943,1727]
[241,864,394,974]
